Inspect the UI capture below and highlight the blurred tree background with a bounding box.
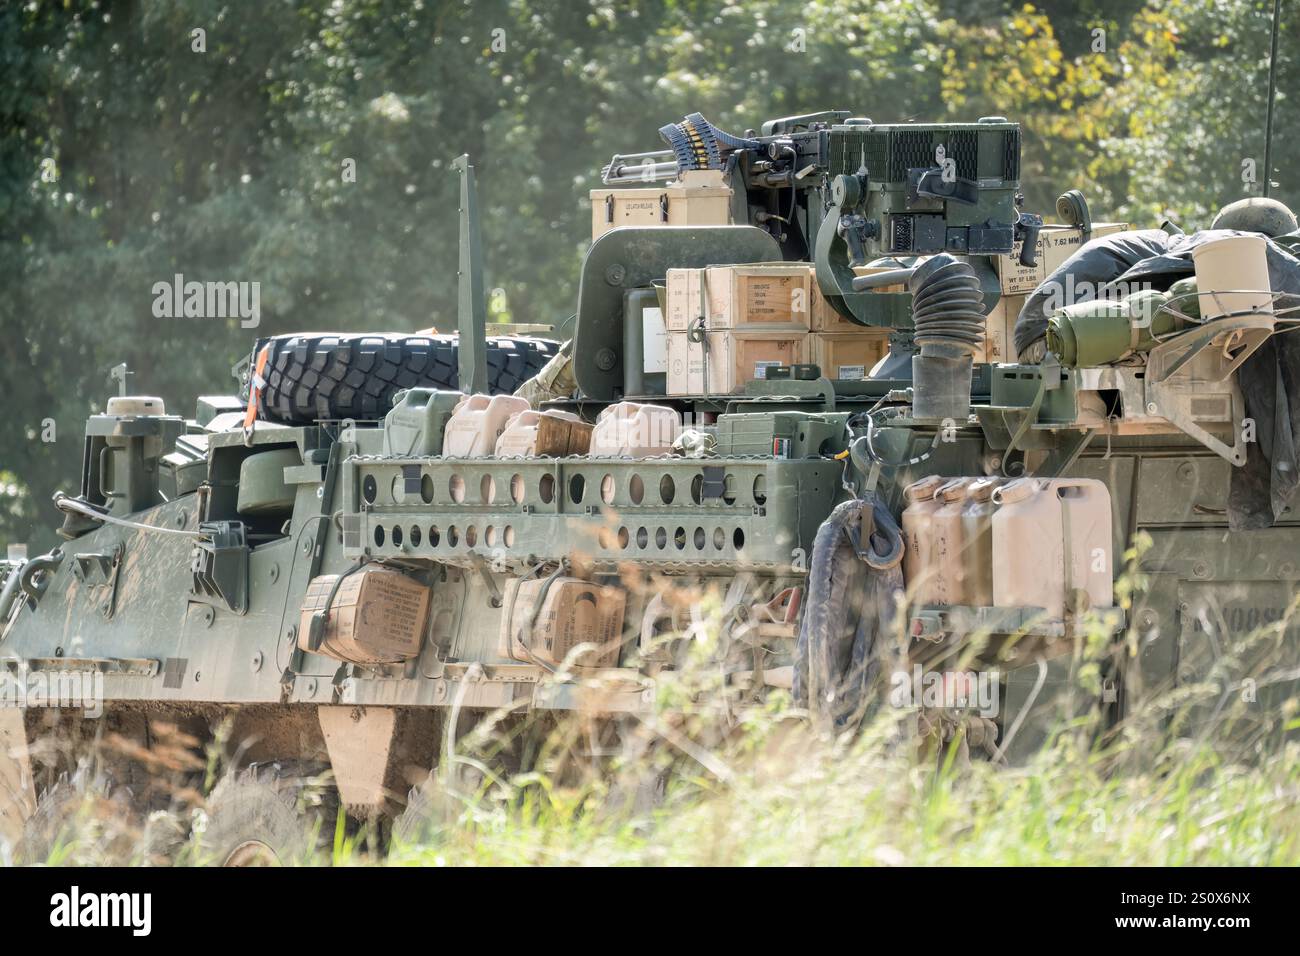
[1,0,1294,548]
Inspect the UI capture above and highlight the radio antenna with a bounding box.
[1263,0,1283,197]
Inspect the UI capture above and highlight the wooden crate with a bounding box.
[995,222,1130,295]
[974,292,1028,364]
[667,329,809,395]
[811,331,892,381]
[666,263,817,332]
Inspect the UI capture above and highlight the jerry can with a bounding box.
[901,475,948,604]
[382,388,464,457]
[932,478,975,606]
[992,477,1113,616]
[589,401,681,457]
[442,394,531,457]
[494,408,592,457]
[959,478,1004,607]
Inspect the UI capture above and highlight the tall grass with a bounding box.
[8,564,1300,867]
[382,676,1300,867]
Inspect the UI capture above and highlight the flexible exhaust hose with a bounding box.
[909,254,986,357]
[906,254,987,421]
[849,254,986,355]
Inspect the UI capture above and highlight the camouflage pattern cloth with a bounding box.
[514,339,575,407]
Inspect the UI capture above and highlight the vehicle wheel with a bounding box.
[391,767,473,849]
[254,333,560,425]
[16,774,139,865]
[392,712,529,850]
[195,764,334,866]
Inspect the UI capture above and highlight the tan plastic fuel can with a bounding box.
[959,478,1004,607]
[991,477,1113,616]
[442,394,531,457]
[589,402,681,457]
[901,475,948,604]
[932,478,976,606]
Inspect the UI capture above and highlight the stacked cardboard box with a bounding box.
[665,262,814,332]
[667,332,808,394]
[666,263,811,394]
[665,263,894,393]
[812,264,894,378]
[811,332,891,381]
[975,293,1025,364]
[994,222,1130,295]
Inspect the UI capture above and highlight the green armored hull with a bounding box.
[3,110,1297,862]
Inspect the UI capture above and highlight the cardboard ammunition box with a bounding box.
[972,292,1028,364]
[666,329,809,395]
[299,567,430,665]
[995,223,1130,295]
[666,262,817,332]
[590,169,732,240]
[494,409,593,457]
[811,298,876,334]
[811,331,892,381]
[499,576,626,669]
[665,261,906,335]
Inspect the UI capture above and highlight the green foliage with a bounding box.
[1,0,1293,547]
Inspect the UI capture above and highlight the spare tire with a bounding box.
[254,333,560,424]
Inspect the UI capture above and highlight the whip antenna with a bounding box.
[1263,0,1283,197]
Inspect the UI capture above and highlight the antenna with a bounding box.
[452,155,487,395]
[1263,0,1282,197]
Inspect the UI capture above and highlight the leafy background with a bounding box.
[1,0,1294,549]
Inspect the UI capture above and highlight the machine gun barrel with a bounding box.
[601,150,679,184]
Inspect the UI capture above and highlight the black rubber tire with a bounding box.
[255,333,560,425]
[16,774,152,865]
[194,764,335,866]
[391,769,459,848]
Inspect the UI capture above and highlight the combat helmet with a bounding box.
[1212,197,1298,237]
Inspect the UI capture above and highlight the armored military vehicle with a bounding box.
[2,111,1297,864]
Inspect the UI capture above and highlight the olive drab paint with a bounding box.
[3,109,1297,836]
